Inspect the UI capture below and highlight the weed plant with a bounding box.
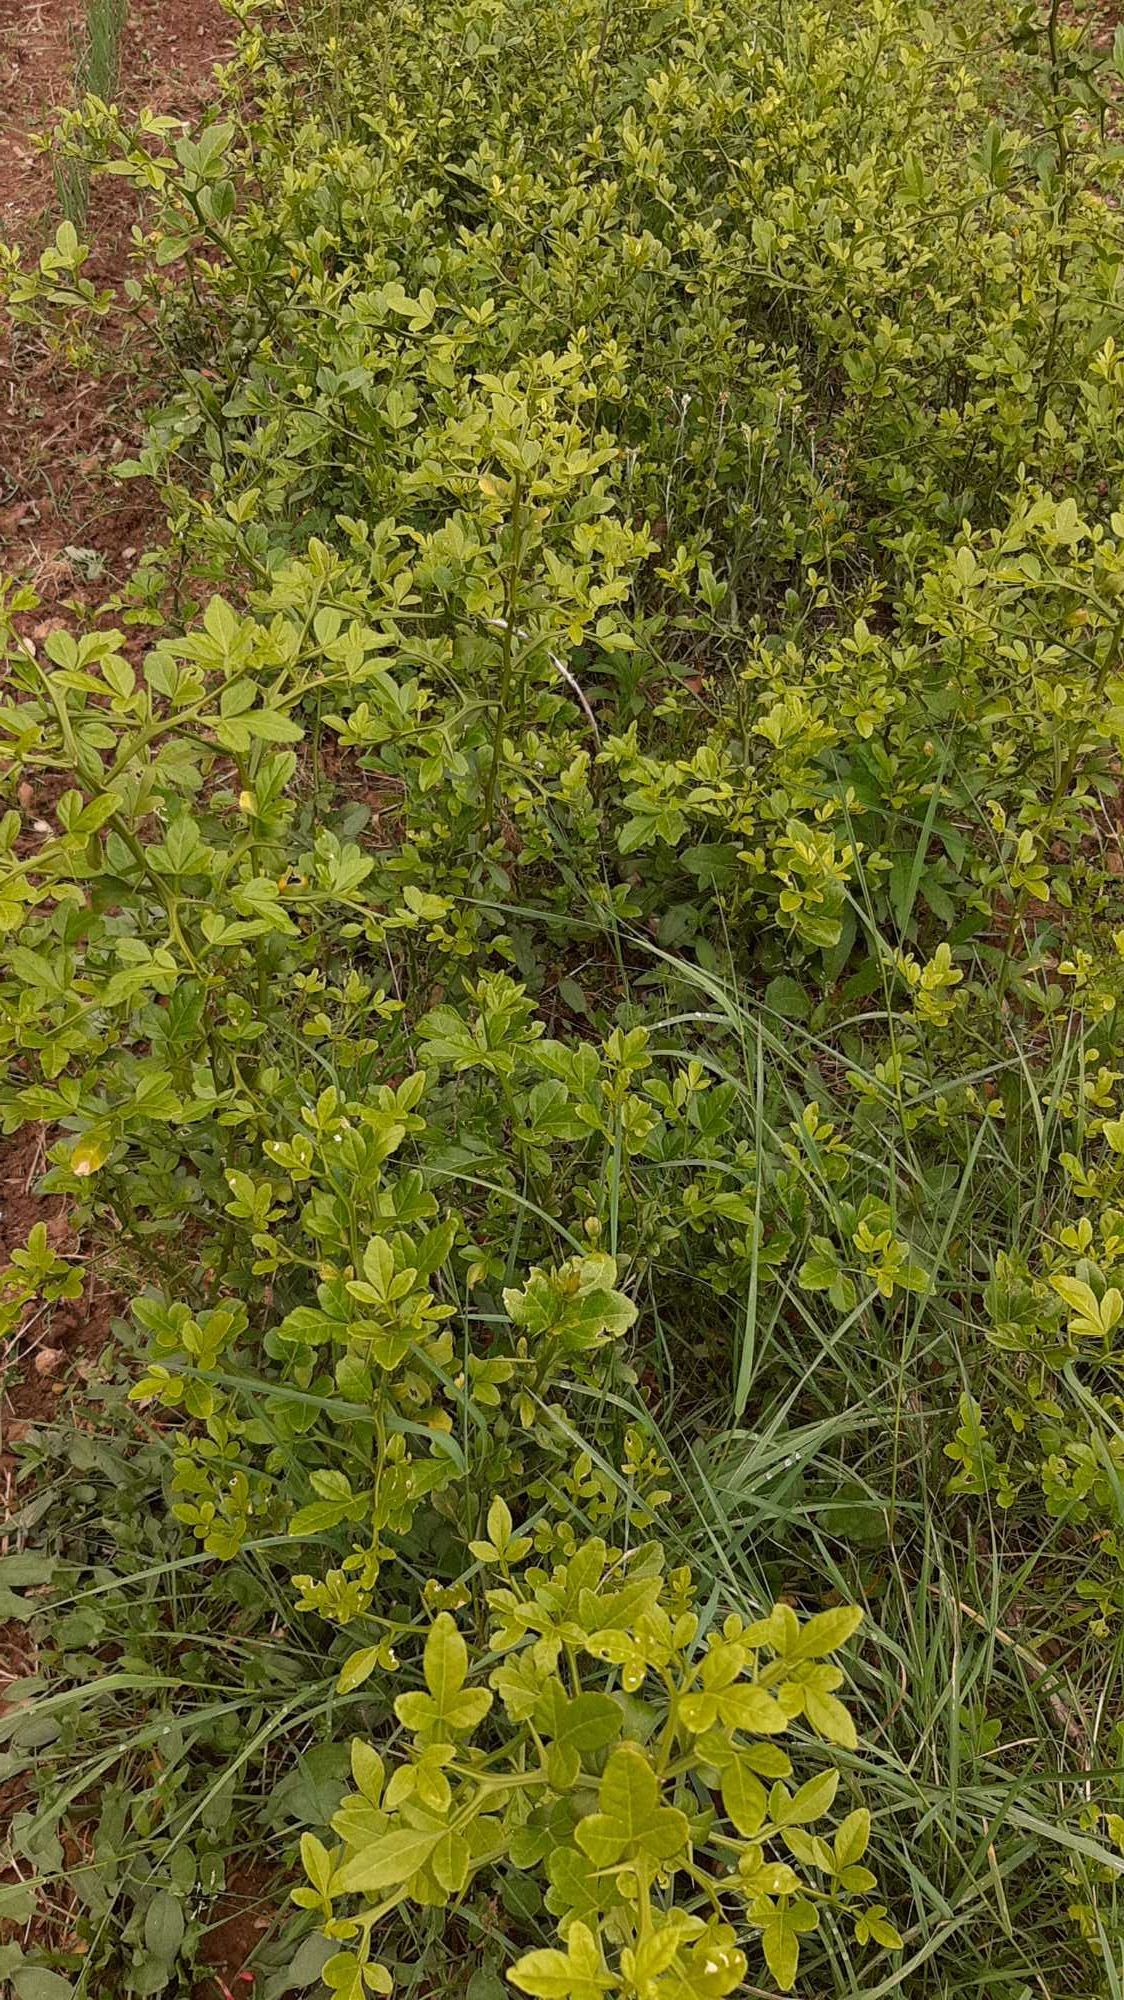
[54,0,127,226]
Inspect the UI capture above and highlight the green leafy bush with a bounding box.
[4,0,1124,1990]
[300,1566,890,2000]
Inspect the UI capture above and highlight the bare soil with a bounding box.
[0,0,229,597]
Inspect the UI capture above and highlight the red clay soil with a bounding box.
[0,1125,114,1435]
[0,0,229,595]
[193,1866,281,2000]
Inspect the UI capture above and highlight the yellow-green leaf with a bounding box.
[337,1647,382,1694]
[332,1826,441,1895]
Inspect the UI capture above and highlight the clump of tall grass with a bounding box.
[55,0,127,225]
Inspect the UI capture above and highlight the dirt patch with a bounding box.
[0,1,75,242]
[0,1122,57,1263]
[0,0,231,603]
[0,1120,115,1442]
[0,1122,67,1423]
[194,1865,280,2000]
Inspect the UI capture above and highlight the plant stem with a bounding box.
[481,474,525,838]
